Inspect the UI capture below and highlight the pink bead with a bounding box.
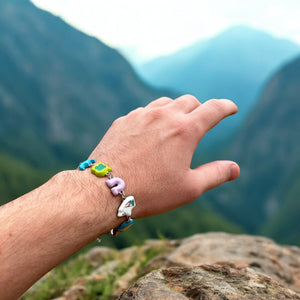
[106,177,125,196]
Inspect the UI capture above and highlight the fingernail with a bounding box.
[229,163,240,181]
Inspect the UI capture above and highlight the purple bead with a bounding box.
[106,177,125,196]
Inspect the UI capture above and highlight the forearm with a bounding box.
[0,95,240,299]
[0,169,123,299]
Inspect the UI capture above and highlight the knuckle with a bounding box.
[197,108,212,127]
[127,107,143,117]
[182,94,199,103]
[150,97,172,106]
[213,162,226,186]
[132,107,144,114]
[148,106,165,120]
[158,96,172,102]
[112,115,125,126]
[216,163,224,180]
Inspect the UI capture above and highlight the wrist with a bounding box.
[76,159,136,236]
[57,169,126,239]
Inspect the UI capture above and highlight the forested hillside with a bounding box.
[0,0,240,245]
[0,0,167,169]
[208,54,300,245]
[0,153,49,206]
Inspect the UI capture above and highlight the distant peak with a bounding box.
[217,25,270,38]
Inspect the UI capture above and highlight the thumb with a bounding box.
[187,161,240,197]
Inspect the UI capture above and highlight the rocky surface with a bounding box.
[166,233,300,293]
[23,233,300,299]
[120,264,300,300]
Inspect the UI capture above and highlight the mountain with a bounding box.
[136,26,300,145]
[0,152,49,206]
[0,0,168,169]
[262,176,300,245]
[0,0,241,244]
[207,54,300,243]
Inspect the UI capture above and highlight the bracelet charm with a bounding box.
[79,159,136,238]
[79,159,95,170]
[91,162,112,177]
[117,195,136,217]
[106,177,126,196]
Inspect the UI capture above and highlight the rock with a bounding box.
[119,268,187,300]
[85,246,115,267]
[120,263,300,300]
[23,233,300,300]
[142,252,171,275]
[113,262,141,297]
[166,233,300,292]
[143,239,170,248]
[62,284,85,300]
[91,260,122,276]
[119,246,139,264]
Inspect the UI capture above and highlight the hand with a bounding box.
[89,95,240,218]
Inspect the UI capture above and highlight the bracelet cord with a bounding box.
[78,160,136,239]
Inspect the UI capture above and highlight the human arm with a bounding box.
[0,95,240,299]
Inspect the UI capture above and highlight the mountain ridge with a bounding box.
[207,54,300,243]
[135,25,300,146]
[0,0,170,168]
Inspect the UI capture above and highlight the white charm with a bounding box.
[117,195,136,217]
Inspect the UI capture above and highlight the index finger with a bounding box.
[190,98,238,136]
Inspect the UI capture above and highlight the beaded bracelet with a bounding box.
[78,159,136,238]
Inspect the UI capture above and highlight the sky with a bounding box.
[31,0,300,64]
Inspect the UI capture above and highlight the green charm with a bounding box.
[91,162,112,177]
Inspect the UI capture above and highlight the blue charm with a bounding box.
[79,159,96,170]
[119,219,134,232]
